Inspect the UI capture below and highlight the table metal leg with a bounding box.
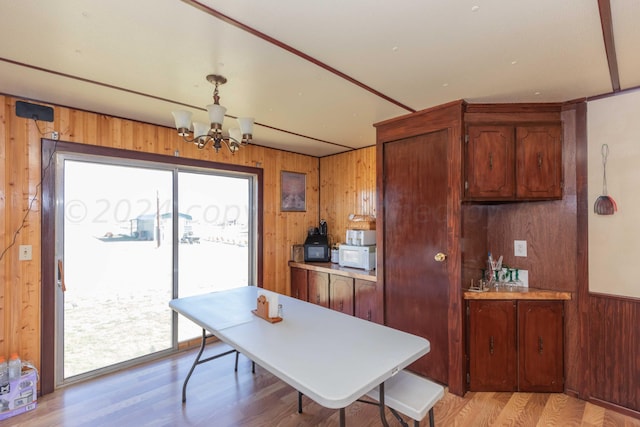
[182,328,236,403]
[235,351,256,373]
[298,391,303,413]
[378,382,391,427]
[339,407,345,427]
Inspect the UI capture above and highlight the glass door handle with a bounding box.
[57,259,66,292]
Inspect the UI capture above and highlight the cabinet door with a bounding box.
[308,271,329,308]
[329,274,354,315]
[465,126,515,199]
[515,125,562,199]
[518,300,564,392]
[354,279,383,323]
[468,300,517,391]
[290,267,308,301]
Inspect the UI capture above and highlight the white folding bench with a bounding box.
[365,370,445,427]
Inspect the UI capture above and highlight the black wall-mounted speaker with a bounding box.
[16,101,54,122]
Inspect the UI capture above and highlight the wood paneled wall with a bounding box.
[0,95,319,373]
[589,293,640,414]
[319,147,376,247]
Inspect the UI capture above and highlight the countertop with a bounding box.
[288,261,377,282]
[463,286,571,300]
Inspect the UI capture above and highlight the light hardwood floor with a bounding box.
[9,341,640,427]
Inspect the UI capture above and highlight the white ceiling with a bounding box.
[0,0,638,157]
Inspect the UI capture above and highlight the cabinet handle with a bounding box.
[316,295,320,304]
[489,152,494,170]
[537,152,543,169]
[489,336,494,355]
[538,336,544,354]
[367,309,372,321]
[339,301,344,311]
[295,290,299,299]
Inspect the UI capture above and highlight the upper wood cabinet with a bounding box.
[515,126,563,199]
[465,125,515,199]
[464,124,562,201]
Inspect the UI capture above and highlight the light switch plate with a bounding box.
[514,240,527,257]
[19,245,33,261]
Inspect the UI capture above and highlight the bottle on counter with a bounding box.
[0,356,8,388]
[8,353,21,381]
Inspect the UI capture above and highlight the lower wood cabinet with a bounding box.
[290,267,308,301]
[467,299,564,392]
[289,264,381,322]
[355,279,383,324]
[308,271,330,308]
[517,300,564,392]
[468,300,517,391]
[329,274,354,315]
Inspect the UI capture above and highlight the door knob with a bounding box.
[434,252,447,262]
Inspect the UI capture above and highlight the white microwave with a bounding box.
[339,245,376,270]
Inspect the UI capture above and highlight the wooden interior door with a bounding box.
[383,129,450,384]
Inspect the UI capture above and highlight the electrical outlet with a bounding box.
[19,245,33,261]
[514,240,527,257]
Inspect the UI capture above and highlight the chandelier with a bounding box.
[171,74,254,154]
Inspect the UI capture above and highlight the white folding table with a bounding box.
[169,286,430,426]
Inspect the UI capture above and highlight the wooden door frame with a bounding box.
[40,139,263,394]
[374,100,465,395]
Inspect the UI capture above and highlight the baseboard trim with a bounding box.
[588,397,640,420]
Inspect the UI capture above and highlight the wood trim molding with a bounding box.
[597,0,621,92]
[574,101,590,400]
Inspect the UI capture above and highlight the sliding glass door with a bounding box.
[177,171,252,341]
[58,159,174,380]
[54,151,256,385]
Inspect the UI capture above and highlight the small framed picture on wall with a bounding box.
[281,171,306,212]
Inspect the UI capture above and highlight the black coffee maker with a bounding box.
[304,219,330,262]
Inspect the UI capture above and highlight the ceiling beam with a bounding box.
[181,0,416,113]
[597,0,621,92]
